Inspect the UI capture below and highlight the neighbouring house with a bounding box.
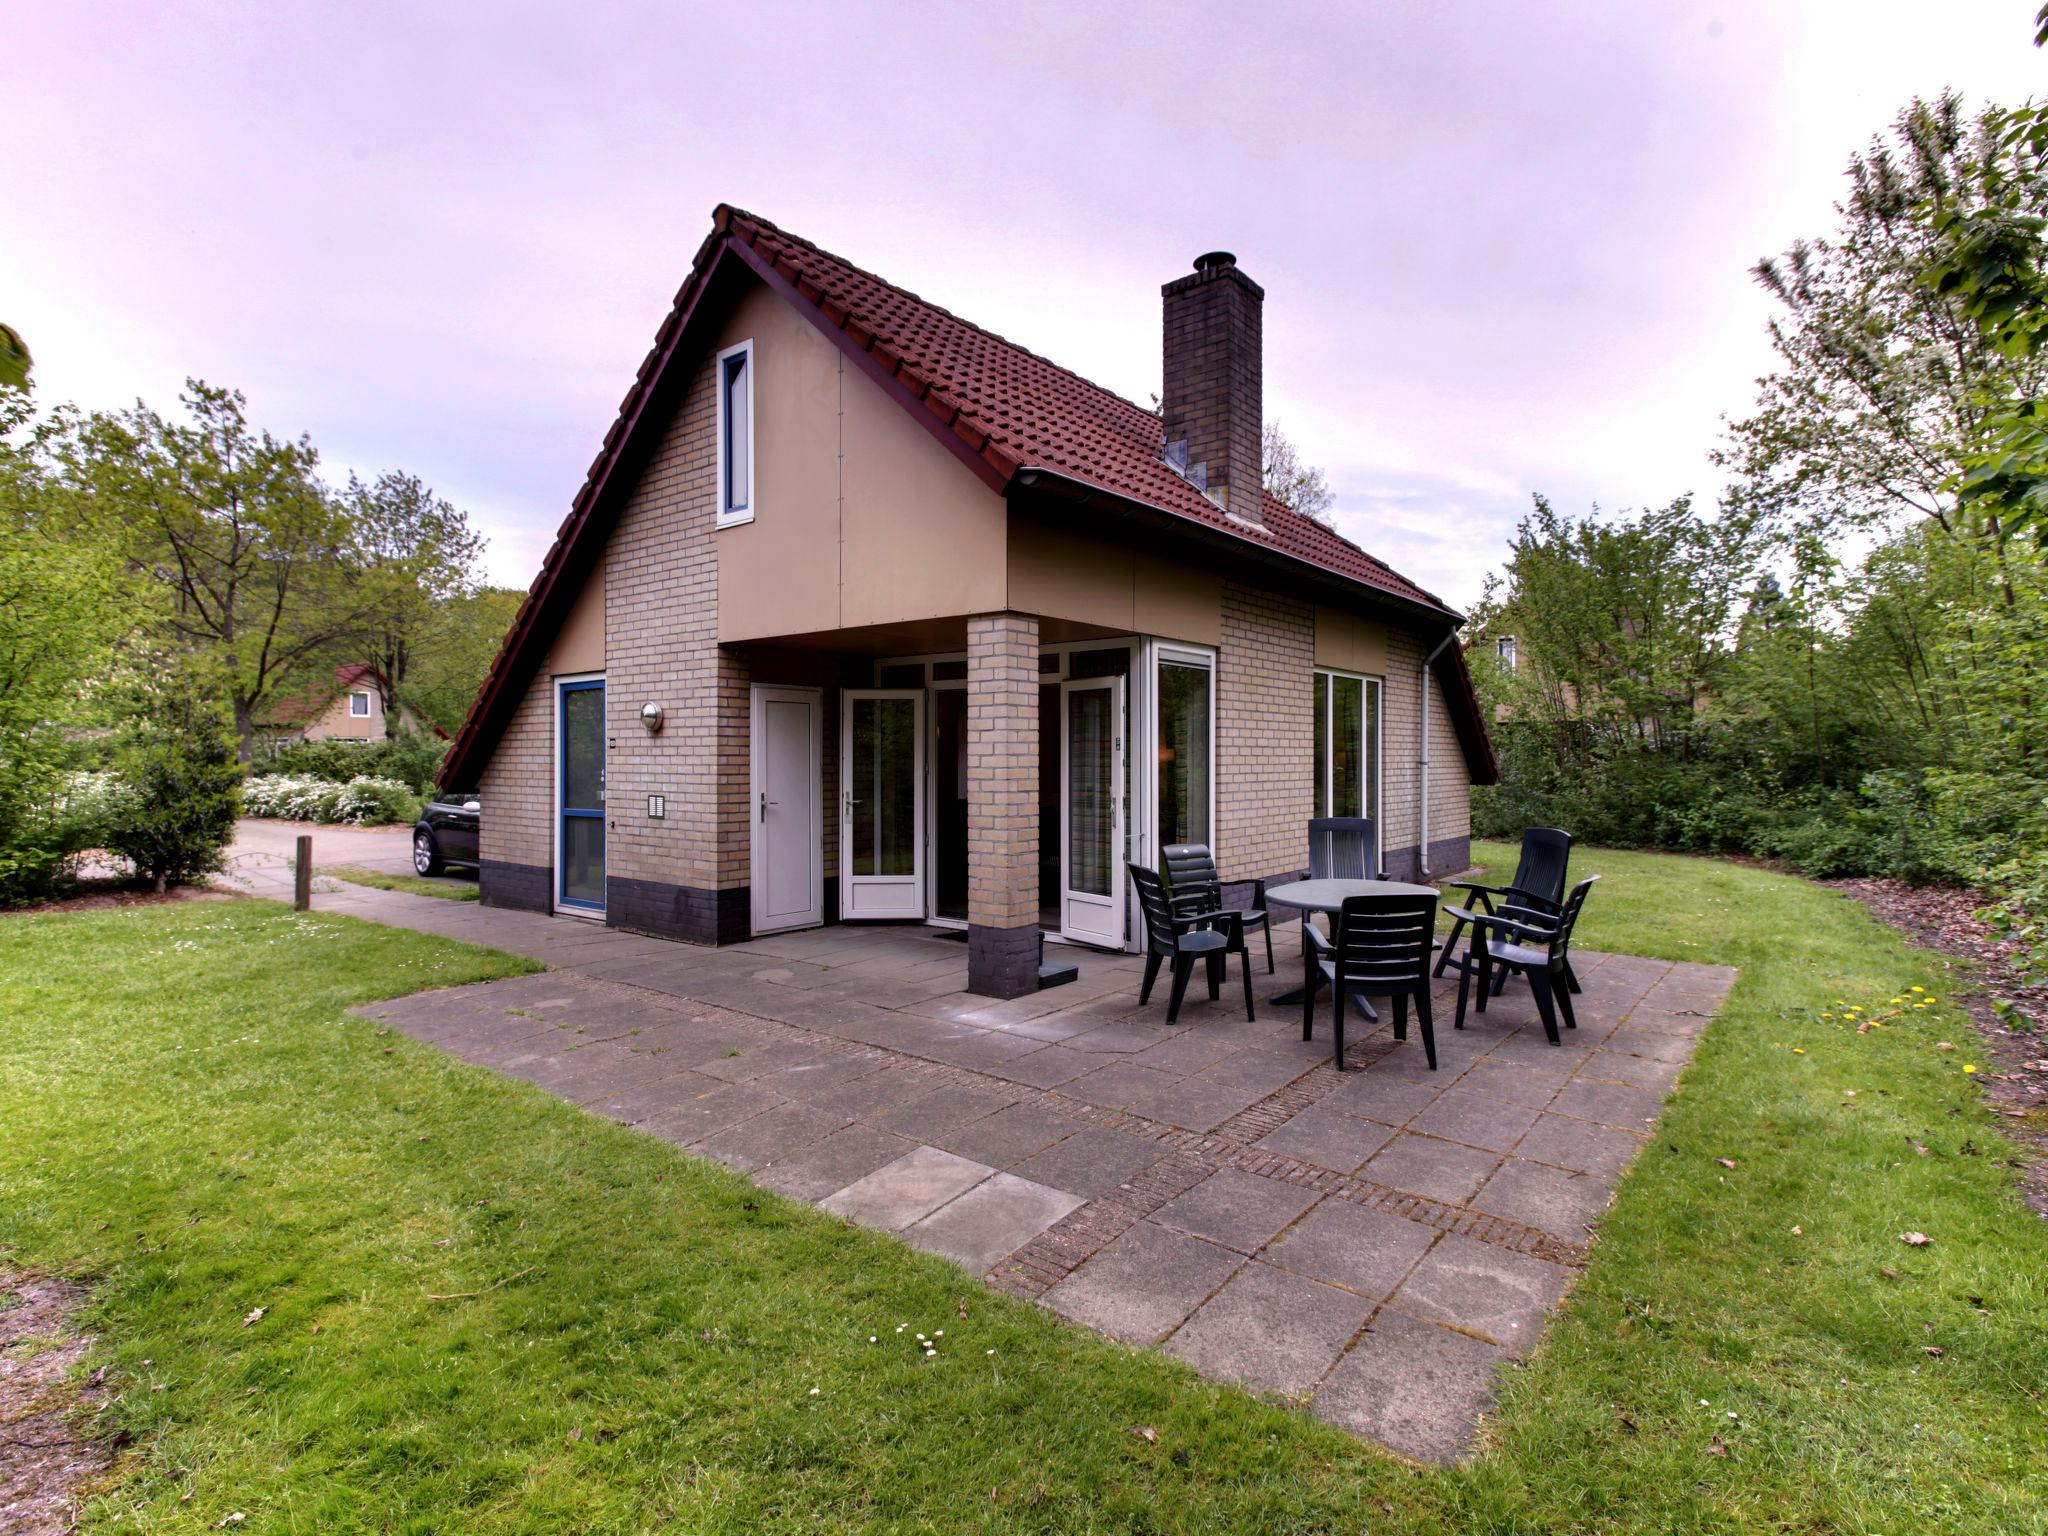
[440,206,1498,999]
[258,663,433,747]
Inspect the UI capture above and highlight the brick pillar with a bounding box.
[967,612,1039,998]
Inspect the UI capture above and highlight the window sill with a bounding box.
[715,511,755,529]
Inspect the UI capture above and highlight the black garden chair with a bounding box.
[1444,875,1600,1046]
[1162,843,1273,975]
[1434,827,1575,984]
[1128,863,1256,1025]
[1307,817,1380,881]
[1301,890,1440,1071]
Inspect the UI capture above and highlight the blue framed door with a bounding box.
[558,678,605,913]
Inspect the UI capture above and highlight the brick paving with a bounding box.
[335,882,1734,1463]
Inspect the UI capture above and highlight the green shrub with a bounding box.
[103,673,241,890]
[254,731,447,795]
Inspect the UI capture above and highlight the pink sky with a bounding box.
[9,2,2045,608]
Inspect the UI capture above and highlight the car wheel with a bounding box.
[413,829,445,877]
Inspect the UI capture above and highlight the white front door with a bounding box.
[1060,675,1126,947]
[841,689,925,920]
[750,686,822,935]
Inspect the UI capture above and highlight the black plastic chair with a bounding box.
[1162,843,1274,975]
[1446,876,1599,1045]
[1435,827,1574,979]
[1302,890,1440,1071]
[1308,817,1380,880]
[1129,863,1255,1024]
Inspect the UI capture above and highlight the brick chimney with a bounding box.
[1161,250,1264,525]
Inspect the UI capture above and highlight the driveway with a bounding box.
[221,818,417,899]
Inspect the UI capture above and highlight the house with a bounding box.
[259,662,433,745]
[439,207,1498,999]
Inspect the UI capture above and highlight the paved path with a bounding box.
[221,819,451,902]
[325,881,1733,1461]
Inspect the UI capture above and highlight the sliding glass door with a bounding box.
[1155,648,1213,851]
[1060,676,1125,945]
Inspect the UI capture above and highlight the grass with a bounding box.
[0,849,2043,1532]
[322,865,480,901]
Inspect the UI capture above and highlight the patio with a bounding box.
[340,887,1733,1462]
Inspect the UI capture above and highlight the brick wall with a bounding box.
[1215,580,1314,884]
[478,672,552,907]
[1380,628,1473,879]
[967,612,1040,997]
[1160,259,1264,522]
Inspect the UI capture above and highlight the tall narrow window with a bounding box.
[349,691,372,718]
[716,339,754,526]
[1313,669,1380,821]
[1157,653,1212,848]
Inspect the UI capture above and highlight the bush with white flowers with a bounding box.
[243,773,419,826]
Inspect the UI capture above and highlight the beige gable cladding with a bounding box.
[713,284,1007,643]
[1006,518,1223,646]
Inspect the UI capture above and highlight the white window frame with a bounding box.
[1147,640,1216,859]
[1495,635,1517,672]
[715,338,755,528]
[348,690,373,718]
[1313,668,1383,824]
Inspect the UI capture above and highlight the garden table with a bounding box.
[1265,877,1440,1018]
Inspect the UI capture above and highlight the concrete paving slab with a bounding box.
[758,1125,920,1203]
[932,1102,1086,1167]
[817,1145,994,1231]
[1408,1088,1544,1153]
[1549,1076,1666,1131]
[1515,1113,1646,1177]
[1152,1168,1320,1254]
[1470,1157,1615,1240]
[1165,1259,1372,1397]
[1263,1199,1438,1298]
[1251,1108,1397,1173]
[1043,1221,1243,1345]
[1311,1309,1507,1464]
[903,1172,1084,1273]
[1392,1232,1573,1354]
[1362,1133,1501,1204]
[1014,1127,1168,1199]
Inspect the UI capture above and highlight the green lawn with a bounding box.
[322,865,481,900]
[0,848,2043,1533]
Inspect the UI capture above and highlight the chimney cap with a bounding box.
[1193,250,1237,275]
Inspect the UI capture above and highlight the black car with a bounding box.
[414,795,481,876]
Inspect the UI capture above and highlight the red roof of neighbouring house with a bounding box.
[441,206,1498,789]
[257,662,388,727]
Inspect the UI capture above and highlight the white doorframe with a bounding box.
[1060,675,1127,947]
[551,671,606,921]
[840,688,926,920]
[749,685,823,935]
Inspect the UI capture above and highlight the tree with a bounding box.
[101,651,243,891]
[344,470,486,715]
[403,584,523,734]
[1720,94,2048,550]
[1263,421,1335,524]
[66,381,376,760]
[0,324,30,392]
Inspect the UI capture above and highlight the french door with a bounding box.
[751,686,823,935]
[841,689,925,919]
[1060,675,1126,946]
[556,677,605,916]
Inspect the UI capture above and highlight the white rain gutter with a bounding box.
[1418,631,1456,876]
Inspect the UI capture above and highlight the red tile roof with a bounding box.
[441,206,1496,789]
[724,209,1458,618]
[257,662,387,727]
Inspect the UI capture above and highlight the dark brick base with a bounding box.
[606,876,750,945]
[968,922,1039,999]
[480,860,551,914]
[1383,836,1473,883]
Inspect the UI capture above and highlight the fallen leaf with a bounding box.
[1924,1346,1946,1358]
[1880,1267,1901,1280]
[1716,1158,1737,1170]
[1132,1426,1157,1444]
[1706,1434,1729,1458]
[957,1298,970,1320]
[1789,1225,1803,1236]
[1908,1139,1931,1157]
[214,1517,245,1530]
[241,1306,265,1327]
[1899,1232,1933,1247]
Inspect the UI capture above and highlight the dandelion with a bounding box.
[1911,985,1925,993]
[1821,1013,1834,1020]
[1963,1064,1979,1074]
[1793,1047,1806,1055]
[1891,997,1904,1004]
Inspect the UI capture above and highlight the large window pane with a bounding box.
[852,697,916,877]
[562,687,604,811]
[1332,674,1363,818]
[1314,673,1329,816]
[561,816,604,906]
[1364,678,1381,821]
[1157,659,1210,848]
[1067,687,1112,896]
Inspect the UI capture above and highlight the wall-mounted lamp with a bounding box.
[640,702,665,734]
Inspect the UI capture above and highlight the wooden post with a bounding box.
[294,834,312,911]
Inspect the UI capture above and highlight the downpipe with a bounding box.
[1418,631,1455,877]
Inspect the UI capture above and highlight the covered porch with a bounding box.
[733,610,1222,998]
